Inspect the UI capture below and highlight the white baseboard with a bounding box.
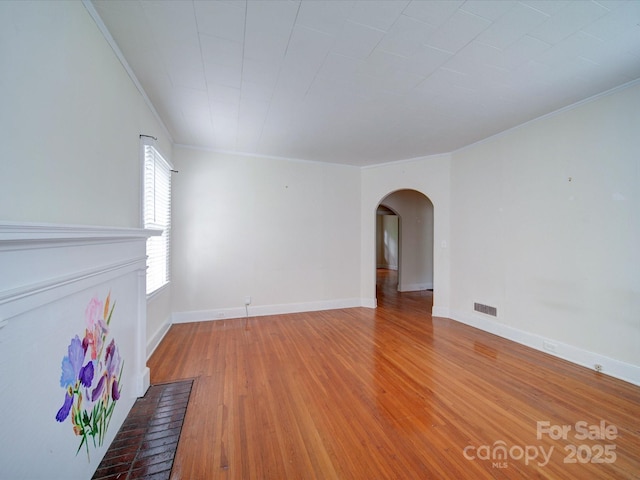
[138,367,150,397]
[449,309,640,387]
[146,317,171,360]
[361,297,377,308]
[172,298,372,324]
[431,306,450,318]
[398,282,433,292]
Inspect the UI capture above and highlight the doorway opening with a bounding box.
[375,189,434,306]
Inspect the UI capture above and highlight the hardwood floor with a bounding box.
[149,270,640,479]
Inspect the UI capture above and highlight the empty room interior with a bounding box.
[1,1,640,479]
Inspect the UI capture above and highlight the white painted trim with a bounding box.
[448,310,640,387]
[82,0,174,144]
[363,80,640,168]
[431,306,450,318]
[172,298,371,323]
[173,143,361,169]
[0,222,156,322]
[147,317,171,359]
[0,221,158,246]
[135,267,149,397]
[0,256,147,320]
[361,297,377,308]
[146,281,170,302]
[398,282,433,292]
[139,367,151,397]
[362,152,451,170]
[451,78,640,157]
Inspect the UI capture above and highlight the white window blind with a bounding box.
[143,143,171,295]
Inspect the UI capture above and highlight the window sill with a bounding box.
[147,282,170,301]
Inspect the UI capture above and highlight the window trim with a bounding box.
[140,138,172,296]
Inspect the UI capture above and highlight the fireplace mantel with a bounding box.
[0,222,158,479]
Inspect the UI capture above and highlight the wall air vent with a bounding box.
[474,302,497,317]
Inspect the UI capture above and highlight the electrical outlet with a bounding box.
[594,364,603,373]
[244,296,251,306]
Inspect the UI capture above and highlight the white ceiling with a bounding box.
[91,0,640,166]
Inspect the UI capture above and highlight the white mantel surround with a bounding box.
[0,222,158,479]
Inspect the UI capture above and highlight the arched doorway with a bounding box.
[375,189,434,302]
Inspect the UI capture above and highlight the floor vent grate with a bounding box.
[474,302,497,317]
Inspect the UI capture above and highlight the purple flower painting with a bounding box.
[55,292,124,461]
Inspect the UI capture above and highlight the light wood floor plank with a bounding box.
[149,270,640,479]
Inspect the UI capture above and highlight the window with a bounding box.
[142,141,172,295]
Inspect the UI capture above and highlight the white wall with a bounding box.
[450,82,640,377]
[361,155,451,311]
[381,190,434,292]
[170,147,362,320]
[0,1,172,361]
[0,1,168,227]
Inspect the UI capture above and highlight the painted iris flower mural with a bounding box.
[55,293,123,460]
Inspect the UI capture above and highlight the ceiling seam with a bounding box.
[192,0,215,147]
[236,0,248,151]
[255,1,303,154]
